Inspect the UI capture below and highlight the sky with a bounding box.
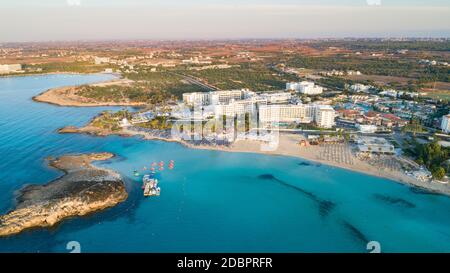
[0,0,449,42]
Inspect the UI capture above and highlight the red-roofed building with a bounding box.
[364,111,383,126]
[381,113,408,127]
[336,109,361,119]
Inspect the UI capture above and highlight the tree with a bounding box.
[244,113,250,132]
[432,167,446,180]
[344,132,350,142]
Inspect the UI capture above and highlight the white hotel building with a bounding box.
[182,90,255,106]
[214,97,267,117]
[259,92,292,104]
[259,104,335,128]
[182,92,211,106]
[259,104,312,124]
[314,105,336,129]
[441,114,450,133]
[182,90,335,128]
[286,81,323,95]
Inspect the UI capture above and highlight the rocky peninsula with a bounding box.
[0,153,128,237]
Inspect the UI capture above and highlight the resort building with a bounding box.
[210,90,255,105]
[214,97,267,117]
[259,104,336,128]
[0,64,22,74]
[379,89,398,98]
[183,90,335,128]
[259,92,292,104]
[350,83,372,93]
[259,104,313,124]
[357,137,395,154]
[286,81,323,95]
[313,105,336,128]
[183,89,255,106]
[441,114,450,133]
[182,92,211,106]
[119,118,131,127]
[357,124,378,133]
[131,112,154,124]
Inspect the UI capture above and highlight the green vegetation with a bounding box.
[182,63,298,91]
[402,118,425,134]
[410,140,449,180]
[287,55,449,83]
[125,71,209,98]
[78,71,209,105]
[78,85,176,105]
[310,40,450,52]
[24,61,110,74]
[136,116,172,130]
[91,110,131,132]
[317,76,354,91]
[424,90,450,102]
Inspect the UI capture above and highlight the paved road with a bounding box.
[170,72,220,91]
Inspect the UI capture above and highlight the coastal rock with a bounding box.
[0,153,128,237]
[58,126,81,134]
[58,124,133,137]
[58,125,111,136]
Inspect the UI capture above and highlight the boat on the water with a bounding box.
[142,174,160,197]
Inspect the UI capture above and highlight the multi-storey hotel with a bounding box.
[259,104,335,128]
[259,104,313,124]
[182,92,212,106]
[286,81,323,95]
[211,90,255,105]
[182,89,335,128]
[182,90,255,106]
[214,97,267,117]
[441,114,450,133]
[313,105,336,129]
[259,92,292,104]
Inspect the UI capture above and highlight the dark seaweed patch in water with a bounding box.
[298,162,322,167]
[258,174,315,198]
[258,174,278,181]
[121,142,134,148]
[257,173,336,217]
[319,201,336,217]
[374,194,416,208]
[343,221,368,244]
[410,187,441,196]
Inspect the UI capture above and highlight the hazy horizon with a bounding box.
[0,0,449,43]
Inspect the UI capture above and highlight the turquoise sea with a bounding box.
[0,74,449,253]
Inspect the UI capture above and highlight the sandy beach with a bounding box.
[119,129,450,196]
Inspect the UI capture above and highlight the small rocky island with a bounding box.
[0,153,128,237]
